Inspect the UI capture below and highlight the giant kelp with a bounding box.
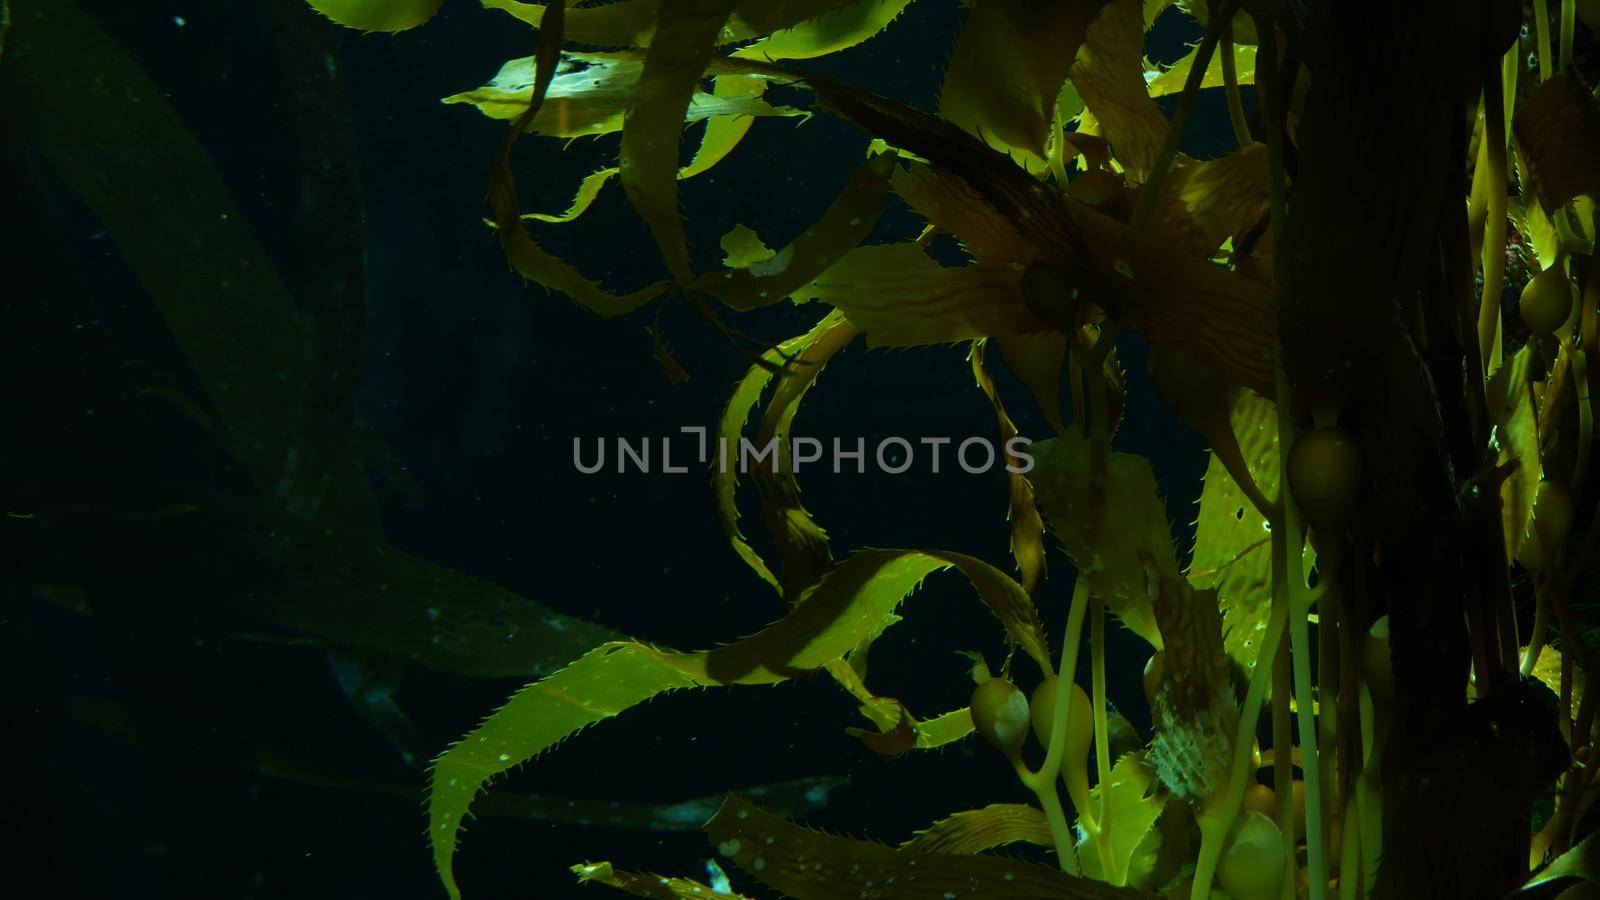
[312,2,1600,899]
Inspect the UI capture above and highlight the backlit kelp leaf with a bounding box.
[430,549,1050,897]
[900,803,1054,854]
[1530,647,1585,722]
[794,244,1050,345]
[721,223,776,268]
[305,0,443,32]
[733,0,914,61]
[824,658,974,751]
[1145,41,1255,98]
[483,0,661,46]
[972,340,1048,597]
[891,161,1033,262]
[999,333,1071,435]
[1141,144,1269,259]
[1028,435,1172,647]
[1487,345,1544,561]
[1189,389,1276,676]
[937,0,1105,169]
[1512,71,1600,214]
[715,313,846,593]
[697,152,895,310]
[1516,831,1600,894]
[1076,753,1167,888]
[572,861,754,899]
[754,313,857,600]
[1070,0,1169,180]
[705,796,1160,899]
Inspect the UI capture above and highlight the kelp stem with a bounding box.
[1221,24,1251,150]
[1561,0,1576,70]
[1091,595,1116,881]
[1477,57,1509,373]
[1018,572,1094,874]
[1535,0,1554,82]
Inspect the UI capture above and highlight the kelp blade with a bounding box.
[306,0,444,32]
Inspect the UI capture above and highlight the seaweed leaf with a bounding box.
[824,658,974,751]
[1070,0,1169,180]
[733,0,915,61]
[891,161,1033,262]
[899,803,1054,854]
[1145,41,1255,98]
[972,339,1049,597]
[305,0,444,32]
[1487,345,1544,561]
[573,861,756,899]
[1141,144,1270,259]
[997,333,1071,436]
[1075,753,1169,888]
[1511,71,1600,214]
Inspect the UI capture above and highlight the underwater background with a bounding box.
[5,2,1285,897]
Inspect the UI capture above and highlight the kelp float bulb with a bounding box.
[1217,811,1289,900]
[1520,264,1576,335]
[1287,428,1362,535]
[971,676,1031,758]
[1029,675,1093,761]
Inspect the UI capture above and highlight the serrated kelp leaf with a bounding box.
[755,313,857,599]
[705,796,1160,899]
[972,340,1048,597]
[1516,831,1600,894]
[697,153,895,310]
[483,0,660,46]
[1145,41,1254,98]
[794,244,1049,346]
[998,333,1070,436]
[824,659,973,751]
[621,0,739,289]
[900,803,1053,854]
[733,0,915,61]
[1076,753,1167,888]
[572,861,756,899]
[1069,0,1168,180]
[721,223,777,268]
[1189,389,1276,677]
[1028,435,1171,647]
[891,161,1032,262]
[430,548,1049,896]
[1141,144,1269,259]
[1145,576,1235,801]
[729,0,864,37]
[1486,345,1543,561]
[1511,71,1600,214]
[937,0,1104,169]
[1529,647,1585,723]
[306,0,443,32]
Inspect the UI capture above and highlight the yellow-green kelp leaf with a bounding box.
[937,0,1105,170]
[824,658,974,751]
[794,243,1050,345]
[1070,0,1169,180]
[1487,345,1544,561]
[734,0,915,61]
[754,314,858,600]
[429,548,1050,897]
[1515,831,1600,895]
[998,333,1071,436]
[1530,647,1585,721]
[697,152,895,310]
[721,223,776,268]
[972,340,1048,597]
[704,796,1161,899]
[483,0,660,46]
[305,0,443,32]
[1189,389,1276,677]
[1028,435,1172,647]
[1141,144,1269,260]
[1145,42,1255,98]
[1076,753,1169,888]
[891,161,1033,262]
[1512,71,1600,214]
[572,861,755,899]
[899,803,1054,854]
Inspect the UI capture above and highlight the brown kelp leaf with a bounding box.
[998,333,1070,436]
[572,861,755,899]
[306,0,443,32]
[645,324,690,383]
[483,0,661,46]
[972,340,1048,597]
[900,803,1054,854]
[429,549,1051,897]
[1486,345,1543,560]
[938,0,1105,168]
[1070,0,1169,180]
[1141,144,1270,259]
[621,0,739,288]
[705,796,1160,899]
[696,152,895,310]
[1028,435,1173,647]
[1512,71,1600,213]
[1188,389,1277,676]
[733,0,916,61]
[795,244,1049,345]
[754,314,858,600]
[891,161,1033,262]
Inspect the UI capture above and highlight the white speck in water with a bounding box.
[173,15,187,27]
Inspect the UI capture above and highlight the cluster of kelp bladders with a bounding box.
[307,1,1600,898]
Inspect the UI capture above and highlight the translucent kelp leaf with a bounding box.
[704,796,1160,899]
[794,244,1049,345]
[430,549,1050,897]
[1141,144,1269,259]
[754,313,858,599]
[1486,345,1543,561]
[972,340,1048,597]
[1069,0,1169,180]
[824,658,974,751]
[722,224,777,268]
[900,803,1054,854]
[891,162,1033,262]
[697,152,895,310]
[998,333,1070,436]
[446,54,797,137]
[1145,42,1255,98]
[937,0,1102,169]
[1512,71,1600,214]
[1145,576,1234,800]
[483,0,661,46]
[1188,390,1276,677]
[1028,435,1172,647]
[1529,647,1585,721]
[733,0,916,61]
[1076,754,1167,888]
[306,0,443,32]
[729,0,865,37]
[1517,831,1600,895]
[572,861,755,899]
